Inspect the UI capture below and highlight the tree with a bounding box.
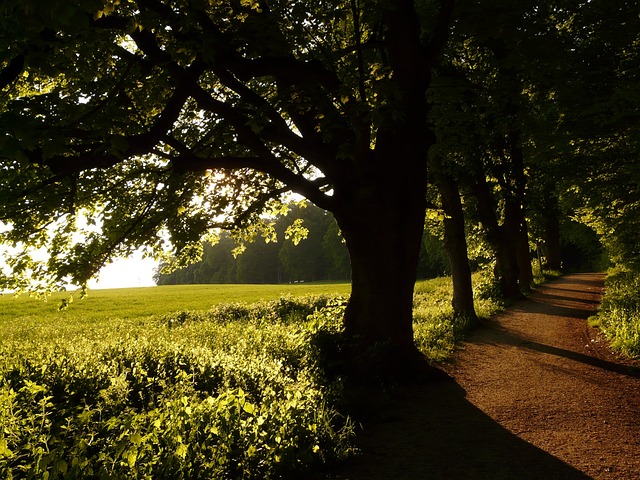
[322,221,351,281]
[154,202,350,284]
[277,202,331,282]
[429,1,585,298]
[0,0,454,377]
[429,156,476,321]
[553,0,640,271]
[237,236,280,283]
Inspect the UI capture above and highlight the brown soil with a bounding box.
[327,273,640,480]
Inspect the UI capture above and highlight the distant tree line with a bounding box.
[155,202,451,285]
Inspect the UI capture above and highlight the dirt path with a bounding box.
[329,273,640,479]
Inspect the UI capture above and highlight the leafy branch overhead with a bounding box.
[0,0,454,292]
[1,0,638,376]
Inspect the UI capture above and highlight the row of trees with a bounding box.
[155,201,452,285]
[1,0,638,377]
[155,202,352,284]
[422,0,638,324]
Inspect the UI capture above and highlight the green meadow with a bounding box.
[0,282,353,324]
[0,278,499,479]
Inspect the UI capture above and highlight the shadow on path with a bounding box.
[509,296,598,320]
[528,292,601,307]
[474,325,640,380]
[328,380,590,480]
[327,273,621,479]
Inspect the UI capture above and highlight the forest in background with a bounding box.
[154,201,452,285]
[155,200,604,286]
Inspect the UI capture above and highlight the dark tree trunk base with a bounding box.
[339,339,452,385]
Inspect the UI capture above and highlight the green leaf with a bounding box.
[0,438,13,458]
[56,460,68,475]
[124,449,137,468]
[175,443,188,459]
[242,401,255,415]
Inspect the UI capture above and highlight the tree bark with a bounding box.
[331,113,439,381]
[543,195,562,271]
[471,174,522,299]
[504,198,533,293]
[493,237,522,298]
[433,164,477,323]
[333,179,440,381]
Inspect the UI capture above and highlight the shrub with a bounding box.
[595,269,640,358]
[0,296,355,479]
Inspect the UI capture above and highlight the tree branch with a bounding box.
[428,0,455,65]
[0,54,25,90]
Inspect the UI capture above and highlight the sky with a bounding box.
[88,252,158,289]
[1,221,159,291]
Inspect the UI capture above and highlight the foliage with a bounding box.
[427,0,639,296]
[554,0,640,272]
[412,274,502,362]
[592,269,640,359]
[0,0,451,292]
[557,217,606,273]
[155,203,351,285]
[417,230,450,279]
[0,294,357,479]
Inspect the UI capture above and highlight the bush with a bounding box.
[594,269,640,358]
[161,295,337,327]
[0,296,355,479]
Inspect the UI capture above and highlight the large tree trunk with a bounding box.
[338,198,422,349]
[333,179,443,381]
[543,195,562,271]
[331,116,437,381]
[434,166,477,323]
[472,174,522,299]
[493,235,522,298]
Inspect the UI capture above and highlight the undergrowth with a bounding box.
[0,296,355,479]
[413,274,503,362]
[592,269,640,359]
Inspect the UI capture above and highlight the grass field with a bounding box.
[0,278,500,479]
[0,282,352,324]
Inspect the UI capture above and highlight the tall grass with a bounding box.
[592,269,640,359]
[412,274,503,362]
[0,295,355,479]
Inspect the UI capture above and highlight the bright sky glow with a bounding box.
[88,252,158,289]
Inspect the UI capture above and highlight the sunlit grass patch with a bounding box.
[595,269,640,359]
[412,274,503,362]
[0,293,356,479]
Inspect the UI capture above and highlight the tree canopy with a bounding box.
[0,0,447,288]
[1,0,639,377]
